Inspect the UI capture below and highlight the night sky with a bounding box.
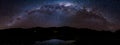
[0,0,120,31]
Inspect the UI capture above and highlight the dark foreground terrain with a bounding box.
[0,27,120,45]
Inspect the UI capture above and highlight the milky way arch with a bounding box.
[4,1,118,31]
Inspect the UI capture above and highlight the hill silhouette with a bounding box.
[0,27,120,45]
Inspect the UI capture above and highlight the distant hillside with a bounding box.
[0,27,120,45]
[0,27,119,36]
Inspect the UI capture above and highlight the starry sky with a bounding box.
[0,0,120,31]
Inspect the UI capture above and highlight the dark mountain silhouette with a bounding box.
[0,27,120,45]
